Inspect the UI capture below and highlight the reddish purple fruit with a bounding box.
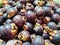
[13,15,26,27]
[51,14,60,23]
[25,10,36,24]
[0,23,18,39]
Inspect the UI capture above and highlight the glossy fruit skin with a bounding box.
[43,6,52,17]
[55,8,60,15]
[52,31,60,44]
[13,15,26,27]
[15,1,23,11]
[0,13,7,25]
[35,6,45,19]
[4,4,11,12]
[47,22,57,30]
[0,39,6,45]
[25,22,33,31]
[22,42,30,45]
[6,39,22,45]
[5,19,12,24]
[0,23,18,39]
[33,25,43,35]
[51,14,60,23]
[18,30,30,42]
[25,10,36,24]
[31,35,44,45]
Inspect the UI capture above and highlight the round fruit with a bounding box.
[47,22,57,30]
[25,10,36,24]
[23,22,33,31]
[6,39,22,45]
[35,6,45,19]
[31,35,44,45]
[18,30,30,41]
[51,14,60,23]
[13,15,26,27]
[0,23,18,39]
[55,8,60,15]
[33,25,43,35]
[43,6,53,16]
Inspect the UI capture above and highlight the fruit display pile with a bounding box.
[0,0,60,45]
